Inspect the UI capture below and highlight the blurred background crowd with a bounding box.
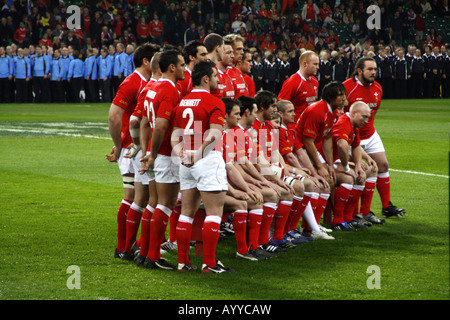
[0,0,449,103]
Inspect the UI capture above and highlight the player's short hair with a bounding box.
[277,100,293,113]
[203,33,223,53]
[222,97,242,115]
[351,57,376,78]
[223,33,245,48]
[159,49,183,73]
[191,60,216,87]
[133,42,160,68]
[150,52,162,74]
[254,90,277,111]
[321,81,347,103]
[238,96,256,116]
[299,50,318,64]
[183,40,206,63]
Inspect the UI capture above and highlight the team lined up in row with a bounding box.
[107,34,405,273]
[0,43,134,103]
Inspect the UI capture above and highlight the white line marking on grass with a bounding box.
[0,128,110,140]
[1,127,449,179]
[390,169,449,179]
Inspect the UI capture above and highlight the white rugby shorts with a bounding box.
[179,150,228,192]
[154,154,180,184]
[360,130,385,155]
[133,150,154,184]
[118,147,135,175]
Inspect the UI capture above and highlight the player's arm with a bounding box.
[125,115,141,158]
[106,104,125,162]
[193,123,223,164]
[360,147,378,173]
[303,136,326,177]
[148,117,170,160]
[321,135,336,185]
[351,144,365,185]
[226,163,262,205]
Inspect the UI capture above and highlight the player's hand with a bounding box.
[355,167,366,185]
[267,181,282,197]
[139,154,154,174]
[179,149,194,167]
[232,189,250,201]
[317,164,330,181]
[328,166,336,185]
[248,189,263,205]
[124,144,141,159]
[366,157,378,173]
[105,146,120,162]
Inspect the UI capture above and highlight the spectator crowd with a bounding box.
[0,0,449,103]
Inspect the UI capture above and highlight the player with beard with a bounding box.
[343,57,405,222]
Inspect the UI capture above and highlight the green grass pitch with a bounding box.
[0,99,448,304]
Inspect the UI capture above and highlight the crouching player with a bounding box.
[323,101,375,230]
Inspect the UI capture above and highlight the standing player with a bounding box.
[238,50,256,97]
[139,49,185,270]
[171,60,232,273]
[203,33,225,98]
[343,57,406,220]
[217,39,236,98]
[278,50,320,122]
[224,34,249,99]
[120,52,162,262]
[106,43,159,258]
[177,40,208,98]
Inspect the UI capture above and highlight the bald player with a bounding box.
[278,50,320,123]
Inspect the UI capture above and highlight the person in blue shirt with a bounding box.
[0,46,14,103]
[99,46,112,102]
[67,50,85,103]
[43,46,53,103]
[31,45,50,102]
[112,43,127,95]
[107,44,116,96]
[124,44,135,77]
[50,48,63,102]
[13,47,31,103]
[59,47,72,102]
[83,48,99,102]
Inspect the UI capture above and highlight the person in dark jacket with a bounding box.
[428,46,445,98]
[442,46,450,98]
[393,47,409,99]
[375,47,394,99]
[262,53,279,93]
[422,45,433,98]
[331,51,347,82]
[251,53,264,92]
[410,48,427,98]
[318,50,332,99]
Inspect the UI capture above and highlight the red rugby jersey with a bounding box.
[226,66,249,98]
[343,77,382,140]
[173,89,225,152]
[176,68,193,98]
[219,68,235,98]
[142,78,181,156]
[278,71,318,122]
[133,77,158,119]
[329,112,360,162]
[296,100,339,150]
[279,124,302,160]
[112,71,148,148]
